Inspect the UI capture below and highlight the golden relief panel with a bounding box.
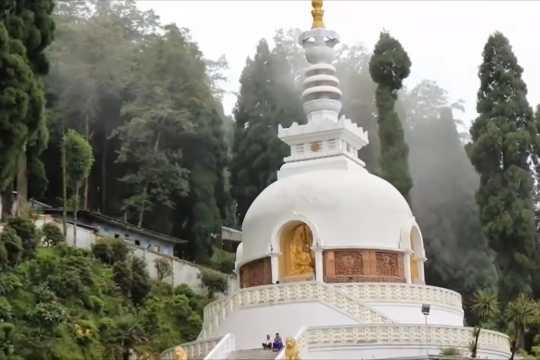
[240,257,272,288]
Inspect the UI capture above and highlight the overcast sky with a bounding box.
[137,1,540,123]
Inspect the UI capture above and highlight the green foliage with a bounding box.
[92,237,130,265]
[439,347,461,356]
[209,246,235,274]
[112,256,151,306]
[231,37,304,223]
[467,32,538,302]
[64,129,94,188]
[0,226,23,267]
[506,294,539,358]
[0,0,55,193]
[201,268,227,296]
[6,217,38,259]
[41,222,64,246]
[369,32,412,200]
[470,289,500,357]
[0,243,208,358]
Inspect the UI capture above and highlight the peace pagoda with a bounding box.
[164,1,511,359]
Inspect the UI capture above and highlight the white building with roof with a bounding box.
[162,1,510,359]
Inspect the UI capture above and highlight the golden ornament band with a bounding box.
[311,0,325,29]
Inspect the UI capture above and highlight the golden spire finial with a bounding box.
[311,0,325,29]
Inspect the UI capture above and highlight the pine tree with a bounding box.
[231,39,303,223]
[369,32,412,200]
[467,32,537,302]
[1,0,55,212]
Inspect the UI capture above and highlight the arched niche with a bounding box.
[278,221,315,282]
[410,225,425,284]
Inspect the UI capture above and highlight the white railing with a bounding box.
[333,282,462,309]
[204,333,235,360]
[200,281,391,338]
[303,324,510,355]
[161,336,222,360]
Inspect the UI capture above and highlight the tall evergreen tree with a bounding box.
[369,32,412,200]
[2,0,55,212]
[231,39,303,223]
[0,0,54,217]
[467,32,538,302]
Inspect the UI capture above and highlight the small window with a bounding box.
[135,240,141,246]
[295,144,305,154]
[114,234,119,239]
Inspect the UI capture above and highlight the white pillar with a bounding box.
[270,253,280,283]
[420,257,427,284]
[404,250,412,284]
[315,249,323,282]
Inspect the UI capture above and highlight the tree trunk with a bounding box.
[83,114,90,210]
[137,184,148,228]
[73,181,80,247]
[101,134,107,213]
[1,187,14,221]
[136,132,160,229]
[62,131,67,236]
[16,147,28,217]
[471,327,480,358]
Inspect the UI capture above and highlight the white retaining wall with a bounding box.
[32,216,217,295]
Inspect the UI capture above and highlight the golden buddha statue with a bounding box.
[285,337,301,360]
[281,224,314,279]
[174,346,187,360]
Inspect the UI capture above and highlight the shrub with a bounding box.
[440,347,461,357]
[200,269,227,296]
[92,237,129,265]
[154,258,172,281]
[0,297,13,321]
[7,217,39,259]
[110,238,129,263]
[0,227,22,266]
[30,302,67,330]
[113,257,151,306]
[42,223,64,247]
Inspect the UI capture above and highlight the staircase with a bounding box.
[227,349,277,360]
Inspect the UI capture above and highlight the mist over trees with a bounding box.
[43,0,230,261]
[4,2,540,354]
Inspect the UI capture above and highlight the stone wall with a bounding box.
[323,249,405,283]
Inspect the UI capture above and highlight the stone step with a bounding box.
[226,348,277,360]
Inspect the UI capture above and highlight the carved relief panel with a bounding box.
[240,257,272,288]
[324,249,404,283]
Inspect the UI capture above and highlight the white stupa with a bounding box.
[164,1,511,359]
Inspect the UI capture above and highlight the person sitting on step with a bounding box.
[272,333,283,352]
[262,334,272,350]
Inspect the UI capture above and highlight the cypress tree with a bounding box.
[0,0,55,210]
[369,32,412,200]
[467,32,537,302]
[0,23,34,191]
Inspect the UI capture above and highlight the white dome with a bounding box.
[239,166,415,266]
